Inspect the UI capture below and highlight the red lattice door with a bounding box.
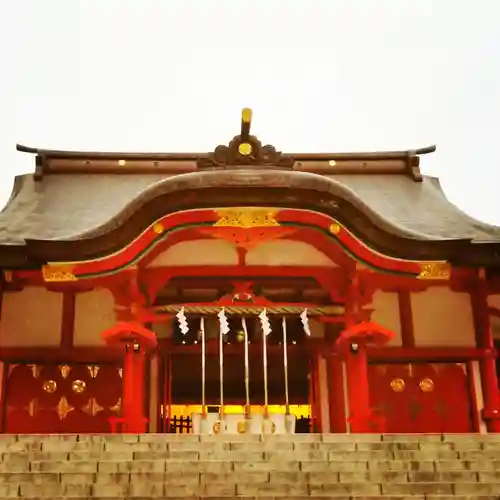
[4,362,122,434]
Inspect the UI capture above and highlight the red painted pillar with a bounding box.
[122,341,147,433]
[471,274,500,432]
[327,354,347,433]
[336,321,394,433]
[344,342,371,432]
[102,322,157,434]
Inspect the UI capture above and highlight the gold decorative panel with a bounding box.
[214,208,280,228]
[42,265,78,282]
[417,262,451,280]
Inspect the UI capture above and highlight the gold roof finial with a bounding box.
[240,108,252,139]
[241,108,252,124]
[239,108,253,156]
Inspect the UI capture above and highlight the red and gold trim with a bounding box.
[37,207,450,282]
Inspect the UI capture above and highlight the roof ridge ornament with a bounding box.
[197,108,295,170]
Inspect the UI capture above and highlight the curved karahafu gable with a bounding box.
[1,109,500,269]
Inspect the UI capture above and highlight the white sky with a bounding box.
[1,1,500,225]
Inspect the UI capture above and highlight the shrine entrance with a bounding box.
[368,363,475,433]
[158,315,315,434]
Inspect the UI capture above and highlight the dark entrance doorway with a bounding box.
[158,315,312,433]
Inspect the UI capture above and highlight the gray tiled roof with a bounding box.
[0,171,499,245]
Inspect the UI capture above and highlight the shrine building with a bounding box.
[1,109,500,435]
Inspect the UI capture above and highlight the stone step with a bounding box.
[1,434,500,498]
[1,483,500,496]
[2,497,500,500]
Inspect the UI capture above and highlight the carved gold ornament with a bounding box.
[214,208,280,228]
[419,378,434,392]
[390,378,406,393]
[42,265,78,282]
[59,365,71,379]
[27,399,37,417]
[42,380,57,393]
[27,364,41,379]
[56,396,74,420]
[110,398,122,414]
[82,397,104,417]
[417,262,451,280]
[87,365,100,379]
[329,223,341,235]
[71,380,86,394]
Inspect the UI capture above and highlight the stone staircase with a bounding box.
[0,433,500,499]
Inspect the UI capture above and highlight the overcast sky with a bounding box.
[1,1,499,225]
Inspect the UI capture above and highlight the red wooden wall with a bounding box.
[368,362,475,433]
[3,362,122,433]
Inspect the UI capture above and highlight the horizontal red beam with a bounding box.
[0,347,123,363]
[0,344,490,364]
[367,346,493,362]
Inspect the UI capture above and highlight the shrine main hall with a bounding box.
[0,109,500,436]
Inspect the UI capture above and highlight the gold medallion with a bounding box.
[238,142,252,156]
[330,223,341,235]
[390,378,405,393]
[419,378,434,392]
[71,380,86,394]
[42,380,57,393]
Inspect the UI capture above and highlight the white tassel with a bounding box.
[259,308,272,336]
[300,308,311,336]
[218,308,230,335]
[176,307,189,335]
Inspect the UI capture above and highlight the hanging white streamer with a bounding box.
[259,308,272,337]
[176,307,189,335]
[218,308,230,335]
[300,308,311,336]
